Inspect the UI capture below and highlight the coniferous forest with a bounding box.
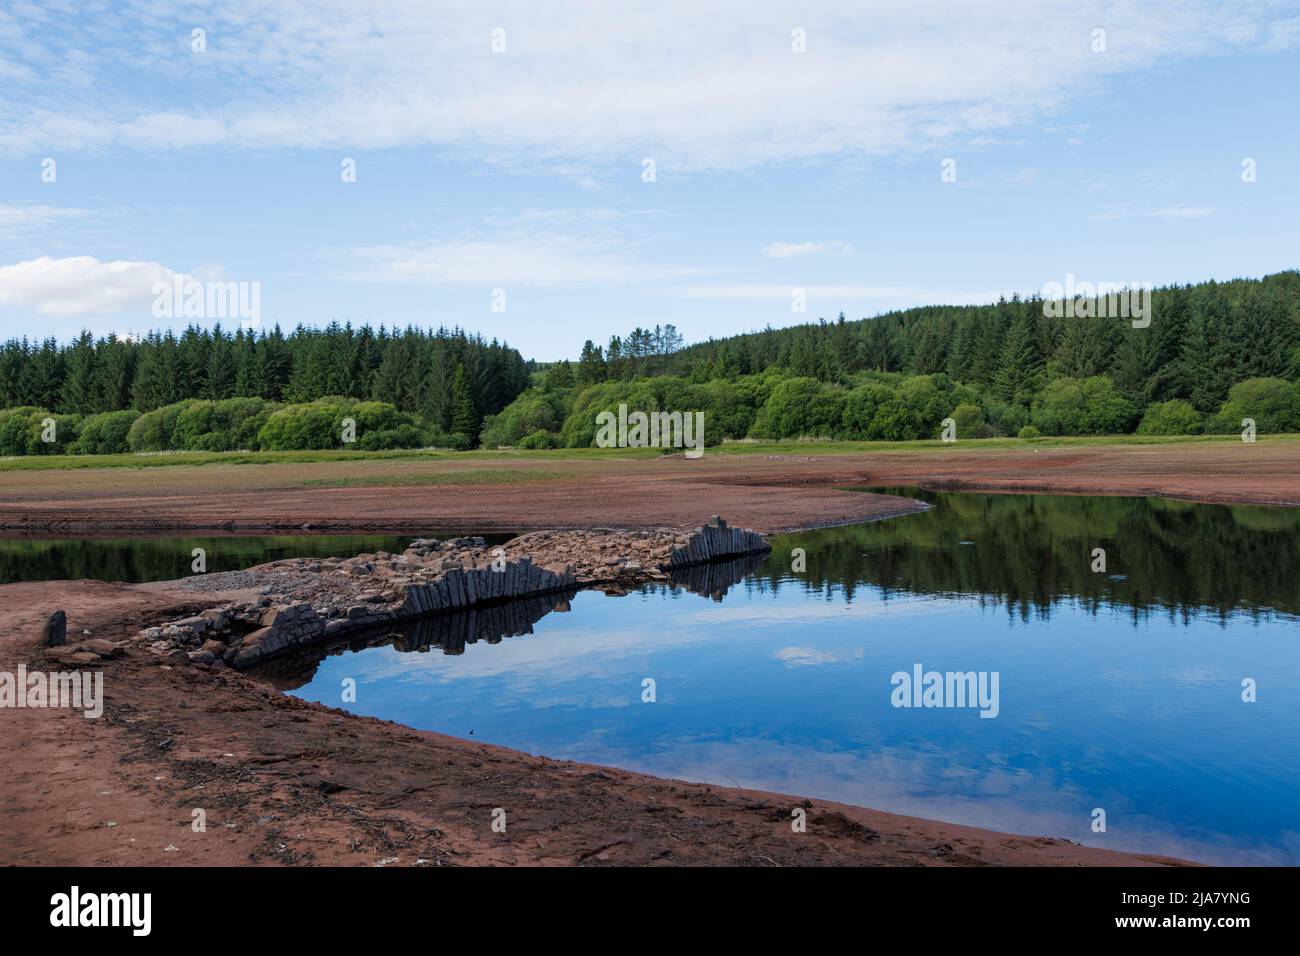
[1,272,1297,455]
[0,323,529,454]
[484,271,1300,449]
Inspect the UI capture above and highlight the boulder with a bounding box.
[41,610,67,647]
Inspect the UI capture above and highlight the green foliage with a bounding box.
[357,423,425,450]
[545,360,574,390]
[0,324,529,430]
[73,410,141,454]
[518,429,560,449]
[1018,425,1042,440]
[256,399,354,450]
[128,400,198,452]
[5,411,80,455]
[751,377,846,439]
[950,402,986,439]
[1137,400,1203,436]
[450,365,479,441]
[1031,376,1137,436]
[3,272,1297,454]
[173,397,277,451]
[985,400,1031,436]
[422,426,473,451]
[0,406,42,456]
[479,389,566,448]
[1207,377,1300,434]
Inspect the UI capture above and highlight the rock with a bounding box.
[41,610,67,647]
[80,639,123,658]
[172,615,209,636]
[187,650,216,664]
[201,639,226,655]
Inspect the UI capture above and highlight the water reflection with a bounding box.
[283,491,1300,864]
[252,552,766,689]
[774,488,1300,623]
[668,552,766,600]
[249,590,578,689]
[0,532,515,584]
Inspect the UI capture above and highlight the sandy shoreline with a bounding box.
[8,440,1292,866]
[0,578,1193,867]
[1,440,1297,536]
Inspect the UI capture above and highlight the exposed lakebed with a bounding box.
[10,490,1299,864]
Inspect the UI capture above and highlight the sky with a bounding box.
[0,0,1298,360]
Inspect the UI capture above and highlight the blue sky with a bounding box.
[1,1,1298,359]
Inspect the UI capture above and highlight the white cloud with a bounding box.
[762,240,854,259]
[348,208,710,286]
[0,203,92,231]
[0,256,175,317]
[1085,202,1215,223]
[354,238,697,286]
[1150,204,1214,219]
[0,1,1294,170]
[671,284,1014,309]
[774,646,865,667]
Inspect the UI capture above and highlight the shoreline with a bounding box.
[0,573,1196,867]
[1,441,1298,537]
[10,442,1296,866]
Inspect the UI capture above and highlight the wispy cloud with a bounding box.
[762,240,854,259]
[1085,202,1215,223]
[1,2,1295,170]
[0,203,93,232]
[346,208,710,287]
[1150,204,1214,219]
[670,284,1014,310]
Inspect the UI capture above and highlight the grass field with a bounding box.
[0,431,1289,473]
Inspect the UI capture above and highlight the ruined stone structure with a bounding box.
[133,516,769,669]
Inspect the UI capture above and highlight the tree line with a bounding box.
[0,322,530,441]
[491,272,1298,447]
[2,272,1297,455]
[567,273,1299,415]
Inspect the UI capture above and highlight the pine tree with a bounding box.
[61,331,97,414]
[206,326,236,399]
[994,314,1043,404]
[546,360,574,389]
[450,363,478,440]
[576,340,606,387]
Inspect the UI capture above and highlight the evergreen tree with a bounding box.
[994,314,1043,404]
[576,340,607,387]
[61,331,97,414]
[450,363,478,439]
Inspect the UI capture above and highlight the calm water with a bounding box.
[0,533,513,584]
[9,493,1298,863]
[280,491,1300,865]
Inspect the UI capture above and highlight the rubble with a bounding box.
[132,516,770,669]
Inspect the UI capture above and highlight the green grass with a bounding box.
[299,469,572,488]
[0,432,1294,473]
[0,445,664,472]
[707,432,1300,456]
